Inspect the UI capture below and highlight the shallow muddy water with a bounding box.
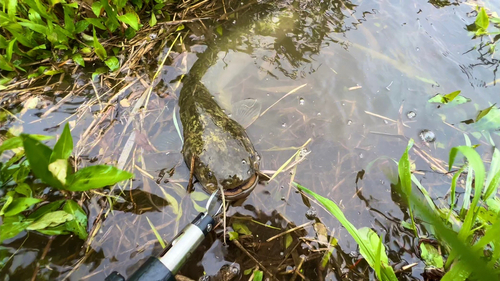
[1,0,500,280]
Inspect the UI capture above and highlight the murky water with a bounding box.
[1,0,500,280]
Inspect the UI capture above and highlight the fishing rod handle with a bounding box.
[105,212,215,281]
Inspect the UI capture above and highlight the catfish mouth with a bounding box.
[222,173,258,200]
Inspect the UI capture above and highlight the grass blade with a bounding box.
[146,217,166,249]
[295,182,398,281]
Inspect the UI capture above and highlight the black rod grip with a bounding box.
[127,256,174,281]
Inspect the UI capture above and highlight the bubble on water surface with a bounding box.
[406,111,416,119]
[299,97,305,105]
[347,120,352,125]
[419,129,436,143]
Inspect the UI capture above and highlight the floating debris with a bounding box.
[407,111,417,119]
[419,129,436,143]
[305,207,317,220]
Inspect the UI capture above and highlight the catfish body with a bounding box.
[179,77,259,200]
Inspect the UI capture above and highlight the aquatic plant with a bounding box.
[0,123,133,242]
[296,138,500,281]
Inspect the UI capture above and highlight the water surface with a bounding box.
[1,0,500,280]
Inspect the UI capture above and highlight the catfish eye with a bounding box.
[207,171,213,178]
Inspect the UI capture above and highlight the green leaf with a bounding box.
[285,233,293,249]
[124,26,136,39]
[36,224,70,235]
[50,123,73,162]
[400,221,413,230]
[63,6,75,35]
[491,17,500,24]
[149,12,157,27]
[0,55,14,71]
[6,38,16,62]
[0,215,32,243]
[484,169,500,201]
[28,200,65,220]
[26,44,47,57]
[476,7,489,30]
[0,134,52,154]
[420,242,444,269]
[190,191,210,201]
[7,0,17,18]
[85,18,106,30]
[448,146,485,242]
[48,0,60,7]
[105,17,120,33]
[191,200,206,213]
[66,165,133,191]
[444,90,461,102]
[72,53,85,67]
[0,35,7,49]
[428,94,469,105]
[75,20,90,33]
[17,21,48,34]
[146,217,165,248]
[228,231,239,241]
[471,105,500,131]
[117,13,140,30]
[91,2,103,16]
[13,162,31,184]
[92,67,108,80]
[44,69,64,75]
[0,191,15,215]
[233,221,252,235]
[81,47,92,54]
[105,56,120,71]
[15,183,32,197]
[93,28,107,60]
[0,136,22,153]
[112,0,127,11]
[244,268,253,275]
[48,159,69,185]
[410,193,498,281]
[398,139,414,198]
[28,66,48,78]
[21,134,64,189]
[252,270,263,281]
[295,183,398,281]
[358,227,390,279]
[63,200,88,240]
[63,2,78,8]
[1,197,42,216]
[476,104,496,122]
[27,210,73,230]
[216,25,223,36]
